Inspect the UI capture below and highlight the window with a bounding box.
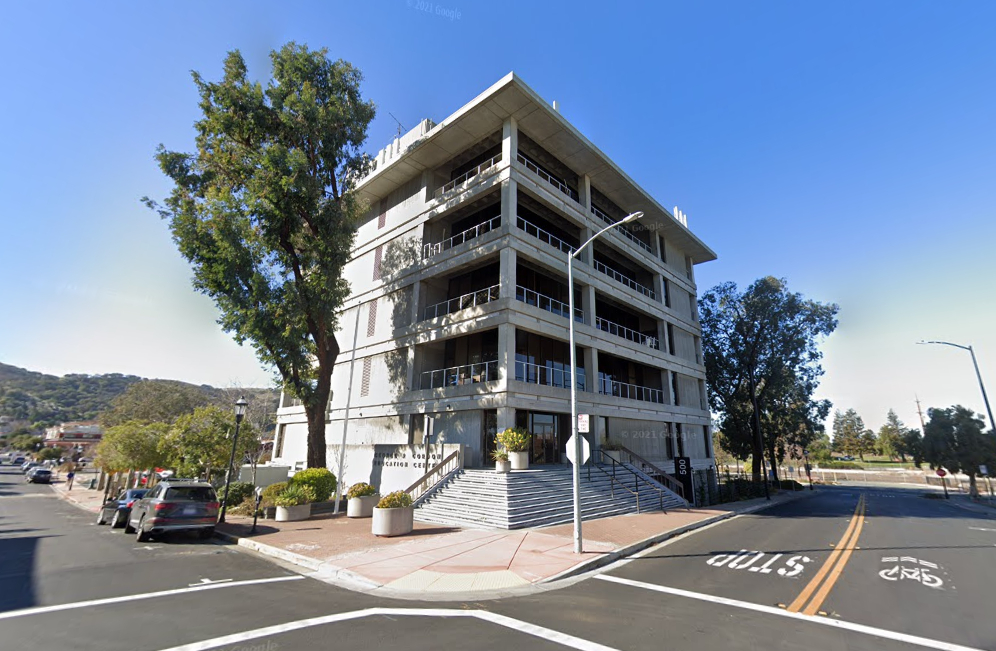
[378,197,388,229]
[703,426,711,459]
[672,372,680,406]
[667,323,676,356]
[676,423,685,457]
[373,245,384,280]
[366,299,378,337]
[659,236,667,264]
[164,486,217,502]
[360,358,372,397]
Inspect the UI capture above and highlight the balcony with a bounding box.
[433,153,503,199]
[515,360,586,391]
[420,361,498,389]
[516,152,579,203]
[599,377,665,404]
[591,205,652,254]
[516,286,583,322]
[423,215,501,260]
[516,215,576,256]
[422,284,500,321]
[595,316,659,349]
[593,259,656,300]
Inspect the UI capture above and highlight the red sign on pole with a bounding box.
[936,469,947,478]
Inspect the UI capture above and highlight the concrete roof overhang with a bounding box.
[356,72,717,265]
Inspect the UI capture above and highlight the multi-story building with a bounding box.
[273,73,716,493]
[44,420,102,452]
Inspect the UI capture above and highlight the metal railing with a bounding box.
[516,152,580,202]
[422,215,501,259]
[593,259,656,300]
[591,205,652,253]
[433,154,502,198]
[515,286,584,322]
[422,284,500,321]
[420,361,498,389]
[514,360,586,391]
[405,448,463,505]
[615,445,688,503]
[586,450,667,514]
[599,377,665,404]
[516,216,577,255]
[595,316,659,349]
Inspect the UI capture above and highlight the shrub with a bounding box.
[228,497,263,517]
[601,438,623,451]
[490,450,509,462]
[817,461,864,470]
[376,490,412,509]
[496,427,530,452]
[290,467,337,502]
[275,484,316,507]
[261,481,288,507]
[347,482,377,499]
[222,482,255,507]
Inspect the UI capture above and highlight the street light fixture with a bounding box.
[917,340,995,433]
[569,210,643,554]
[219,396,249,524]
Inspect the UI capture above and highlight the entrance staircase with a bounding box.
[414,463,688,530]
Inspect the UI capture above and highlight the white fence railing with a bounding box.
[515,286,583,322]
[433,153,502,198]
[422,215,501,259]
[515,360,586,391]
[422,284,500,321]
[516,216,576,255]
[595,316,659,349]
[599,377,665,404]
[420,361,498,389]
[591,205,652,253]
[516,153,579,202]
[593,260,656,300]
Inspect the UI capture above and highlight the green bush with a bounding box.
[490,449,509,462]
[778,479,805,491]
[222,482,255,506]
[347,482,377,499]
[818,461,864,470]
[376,490,412,509]
[228,497,263,517]
[275,484,316,507]
[290,468,337,502]
[260,481,289,507]
[496,427,530,452]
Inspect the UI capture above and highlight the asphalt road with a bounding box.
[1,464,993,651]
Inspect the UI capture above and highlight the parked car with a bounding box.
[26,468,52,484]
[21,461,40,474]
[12,456,25,465]
[126,480,219,542]
[96,489,149,528]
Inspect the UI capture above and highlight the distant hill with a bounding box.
[0,362,279,429]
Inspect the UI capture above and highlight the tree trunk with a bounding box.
[969,473,979,498]
[767,438,780,483]
[305,337,340,469]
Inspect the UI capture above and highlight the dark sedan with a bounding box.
[26,468,52,484]
[96,489,149,528]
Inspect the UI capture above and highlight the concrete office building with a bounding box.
[272,73,717,493]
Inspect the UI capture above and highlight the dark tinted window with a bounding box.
[127,490,148,500]
[164,487,217,501]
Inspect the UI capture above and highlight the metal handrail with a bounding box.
[422,215,501,259]
[515,285,584,322]
[516,153,580,202]
[434,154,503,198]
[585,450,669,514]
[599,377,665,404]
[405,449,463,504]
[595,316,659,349]
[585,461,644,512]
[593,259,656,299]
[422,284,500,321]
[615,444,688,504]
[591,205,652,253]
[514,360,586,391]
[516,216,577,255]
[420,361,498,389]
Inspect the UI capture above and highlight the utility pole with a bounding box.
[915,395,927,433]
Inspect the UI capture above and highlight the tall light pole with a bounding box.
[219,396,249,524]
[569,210,643,554]
[918,341,995,433]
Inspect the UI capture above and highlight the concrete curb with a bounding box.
[213,529,324,572]
[50,485,101,513]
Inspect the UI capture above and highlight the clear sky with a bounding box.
[1,1,994,434]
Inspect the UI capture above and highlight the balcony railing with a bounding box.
[593,260,656,300]
[433,153,503,198]
[591,205,652,253]
[422,215,501,259]
[516,153,580,202]
[516,216,576,255]
[515,360,586,391]
[595,316,659,349]
[599,378,665,404]
[420,361,498,390]
[516,286,584,322]
[423,284,500,321]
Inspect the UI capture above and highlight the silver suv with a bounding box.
[126,480,219,542]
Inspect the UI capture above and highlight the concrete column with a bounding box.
[502,116,518,169]
[650,230,662,260]
[580,284,596,326]
[664,369,675,406]
[410,280,422,325]
[497,405,516,432]
[421,169,435,203]
[405,346,416,392]
[500,177,518,235]
[578,174,591,212]
[653,274,665,305]
[497,322,516,390]
[658,319,669,355]
[578,226,594,265]
[582,346,599,395]
[499,247,517,300]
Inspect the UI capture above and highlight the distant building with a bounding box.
[44,421,103,452]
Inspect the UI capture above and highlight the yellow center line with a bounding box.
[786,494,864,613]
[801,498,866,616]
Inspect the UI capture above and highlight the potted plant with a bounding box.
[491,450,510,474]
[346,482,379,518]
[601,438,625,464]
[497,427,530,470]
[372,490,414,537]
[274,484,316,522]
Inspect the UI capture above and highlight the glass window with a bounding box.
[164,487,217,502]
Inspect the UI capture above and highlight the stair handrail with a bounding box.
[584,460,646,513]
[405,448,463,505]
[589,450,668,513]
[615,445,688,504]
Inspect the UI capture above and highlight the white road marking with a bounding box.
[0,575,304,620]
[188,578,233,587]
[969,527,996,532]
[153,608,621,651]
[594,575,982,651]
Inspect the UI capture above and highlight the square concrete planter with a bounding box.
[509,451,529,471]
[495,460,511,474]
[275,503,312,522]
[347,494,379,518]
[372,506,414,536]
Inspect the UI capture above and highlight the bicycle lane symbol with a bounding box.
[878,556,944,589]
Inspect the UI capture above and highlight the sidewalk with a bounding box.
[49,470,106,512]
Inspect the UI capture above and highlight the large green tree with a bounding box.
[145,43,375,468]
[95,420,168,473]
[923,405,996,497]
[159,406,258,480]
[832,408,867,459]
[877,409,903,460]
[700,277,838,481]
[100,380,210,428]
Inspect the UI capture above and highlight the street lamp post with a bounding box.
[219,396,249,524]
[918,341,995,433]
[569,211,643,555]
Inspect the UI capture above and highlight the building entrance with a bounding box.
[512,411,560,464]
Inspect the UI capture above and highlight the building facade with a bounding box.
[272,73,717,491]
[44,420,102,452]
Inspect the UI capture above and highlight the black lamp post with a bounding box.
[803,448,814,490]
[219,396,248,524]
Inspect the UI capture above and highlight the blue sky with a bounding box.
[1,1,994,434]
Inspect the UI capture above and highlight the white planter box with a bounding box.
[347,495,379,518]
[275,503,312,522]
[509,451,529,470]
[372,506,414,537]
[495,460,510,474]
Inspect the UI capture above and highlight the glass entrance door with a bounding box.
[530,412,560,464]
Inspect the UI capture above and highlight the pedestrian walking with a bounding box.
[66,470,75,490]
